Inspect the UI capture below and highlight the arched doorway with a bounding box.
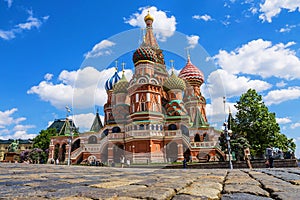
[54,144,59,161]
[113,143,124,163]
[166,142,178,162]
[72,139,80,151]
[194,134,200,142]
[61,143,67,162]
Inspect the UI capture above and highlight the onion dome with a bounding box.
[178,57,204,86]
[113,72,128,93]
[132,46,158,64]
[163,71,186,91]
[144,10,154,22]
[105,69,121,91]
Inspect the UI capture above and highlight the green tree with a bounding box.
[32,128,57,162]
[233,89,295,158]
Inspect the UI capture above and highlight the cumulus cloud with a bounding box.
[264,87,300,106]
[291,122,300,129]
[84,40,116,59]
[259,0,300,22]
[124,6,176,42]
[276,117,292,124]
[186,35,200,49]
[0,9,49,40]
[0,108,36,139]
[27,66,133,110]
[206,97,237,124]
[206,69,272,99]
[214,39,300,80]
[71,113,104,132]
[192,14,212,21]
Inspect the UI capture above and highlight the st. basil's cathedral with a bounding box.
[48,12,225,165]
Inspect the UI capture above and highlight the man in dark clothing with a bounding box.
[266,146,274,168]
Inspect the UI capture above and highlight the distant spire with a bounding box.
[115,60,118,71]
[185,48,191,62]
[170,60,175,73]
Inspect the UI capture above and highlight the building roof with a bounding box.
[47,118,76,135]
[105,68,121,91]
[90,111,103,132]
[193,108,209,128]
[179,56,204,86]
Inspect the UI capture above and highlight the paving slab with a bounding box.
[0,163,299,199]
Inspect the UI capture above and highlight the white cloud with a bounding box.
[44,73,53,81]
[214,39,300,80]
[276,81,287,88]
[4,0,13,8]
[17,10,43,30]
[0,108,36,140]
[264,87,300,105]
[192,14,212,21]
[124,6,176,42]
[206,97,237,123]
[276,117,292,124]
[84,40,116,59]
[279,24,297,33]
[27,66,133,110]
[0,9,48,40]
[72,113,103,132]
[0,30,16,40]
[186,35,199,49]
[259,0,300,22]
[291,122,300,129]
[206,69,272,98]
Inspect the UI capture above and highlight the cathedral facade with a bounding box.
[48,12,224,165]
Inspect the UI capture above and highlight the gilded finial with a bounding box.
[121,62,125,74]
[144,8,154,22]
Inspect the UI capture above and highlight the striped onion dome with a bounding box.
[178,57,204,86]
[105,69,121,91]
[132,46,158,65]
[113,72,128,93]
[163,71,186,91]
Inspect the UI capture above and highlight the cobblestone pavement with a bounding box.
[0,163,299,199]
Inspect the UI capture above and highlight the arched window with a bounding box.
[88,135,97,144]
[112,126,121,133]
[168,124,177,130]
[194,134,200,142]
[139,124,145,130]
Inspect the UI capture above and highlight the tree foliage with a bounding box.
[31,128,56,162]
[233,89,296,158]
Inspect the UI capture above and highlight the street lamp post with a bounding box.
[224,122,233,170]
[67,129,73,166]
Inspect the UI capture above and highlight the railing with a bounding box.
[125,130,164,137]
[190,141,217,148]
[71,146,83,159]
[164,130,182,137]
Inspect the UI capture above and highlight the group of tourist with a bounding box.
[265,145,293,168]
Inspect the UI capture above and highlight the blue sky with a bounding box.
[1,0,300,157]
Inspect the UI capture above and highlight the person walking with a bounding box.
[265,145,274,168]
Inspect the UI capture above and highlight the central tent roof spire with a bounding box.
[142,9,159,49]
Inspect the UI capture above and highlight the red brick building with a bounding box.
[48,12,224,165]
